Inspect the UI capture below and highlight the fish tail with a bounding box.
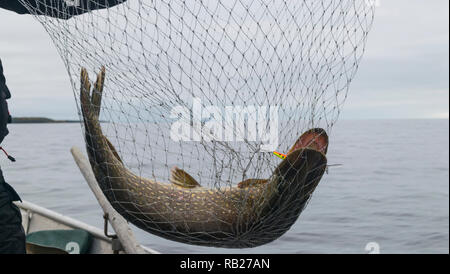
[80,67,92,121]
[80,67,105,123]
[80,66,124,164]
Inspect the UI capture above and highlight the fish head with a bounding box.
[287,128,329,155]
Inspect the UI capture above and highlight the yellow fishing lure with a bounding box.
[273,151,287,160]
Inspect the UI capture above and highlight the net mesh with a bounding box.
[20,0,375,248]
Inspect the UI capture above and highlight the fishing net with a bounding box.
[20,0,375,248]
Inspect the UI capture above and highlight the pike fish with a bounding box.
[80,67,329,248]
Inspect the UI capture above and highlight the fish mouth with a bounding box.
[288,128,329,155]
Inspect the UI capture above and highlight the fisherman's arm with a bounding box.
[0,60,11,145]
[0,0,126,19]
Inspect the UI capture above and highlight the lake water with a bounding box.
[1,119,448,254]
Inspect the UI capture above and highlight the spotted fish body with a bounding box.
[80,67,328,248]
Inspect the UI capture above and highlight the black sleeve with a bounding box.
[0,60,11,100]
[0,59,11,145]
[0,0,126,19]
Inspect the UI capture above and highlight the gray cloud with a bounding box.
[0,0,448,119]
[344,0,449,119]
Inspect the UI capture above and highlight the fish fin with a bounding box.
[91,66,105,117]
[170,167,201,188]
[80,67,122,164]
[237,179,268,189]
[80,67,106,119]
[105,137,123,164]
[80,68,92,118]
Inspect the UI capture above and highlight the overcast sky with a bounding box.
[0,0,448,120]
